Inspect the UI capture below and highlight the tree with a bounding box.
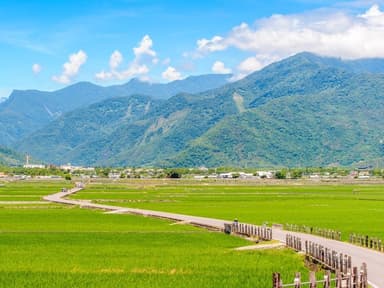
[275,170,287,179]
[167,170,181,178]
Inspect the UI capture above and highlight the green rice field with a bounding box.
[0,180,72,201]
[0,179,311,287]
[72,179,384,239]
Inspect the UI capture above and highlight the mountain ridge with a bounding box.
[16,52,384,167]
[0,74,231,146]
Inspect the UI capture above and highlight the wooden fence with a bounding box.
[349,234,383,252]
[223,222,272,241]
[282,234,368,288]
[285,224,342,241]
[286,234,303,251]
[273,264,368,288]
[305,241,352,274]
[286,234,352,273]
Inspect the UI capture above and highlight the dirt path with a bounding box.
[44,187,383,288]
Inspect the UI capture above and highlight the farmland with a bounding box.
[71,179,384,239]
[0,179,309,288]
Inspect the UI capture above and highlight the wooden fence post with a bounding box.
[273,272,282,288]
[309,271,317,288]
[339,253,344,273]
[336,271,342,288]
[352,267,358,288]
[360,263,368,288]
[346,271,352,288]
[294,272,301,288]
[344,254,349,272]
[323,270,330,288]
[347,256,352,270]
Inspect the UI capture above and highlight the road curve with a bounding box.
[44,187,383,288]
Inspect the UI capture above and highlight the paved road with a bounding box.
[44,188,383,287]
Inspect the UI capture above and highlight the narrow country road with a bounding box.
[44,187,383,288]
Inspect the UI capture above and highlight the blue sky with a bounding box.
[1,0,384,98]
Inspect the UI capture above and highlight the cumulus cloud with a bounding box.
[96,35,157,81]
[162,66,182,81]
[230,54,281,81]
[109,50,123,70]
[32,63,42,74]
[53,50,87,84]
[134,35,157,59]
[211,61,232,74]
[95,50,124,81]
[196,4,384,78]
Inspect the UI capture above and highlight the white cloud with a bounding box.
[95,70,113,81]
[95,63,149,81]
[162,66,182,81]
[238,57,263,73]
[53,50,87,84]
[197,36,227,53]
[32,63,42,74]
[134,34,157,59]
[211,61,232,74]
[359,4,384,25]
[196,4,384,78]
[109,50,123,70]
[119,63,149,79]
[96,35,157,81]
[229,56,266,81]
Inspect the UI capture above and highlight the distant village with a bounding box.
[0,156,382,180]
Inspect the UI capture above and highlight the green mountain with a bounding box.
[0,146,23,166]
[17,53,384,167]
[0,74,230,146]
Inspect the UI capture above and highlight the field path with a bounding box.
[44,187,383,288]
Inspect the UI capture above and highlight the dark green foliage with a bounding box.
[166,170,182,178]
[274,170,287,179]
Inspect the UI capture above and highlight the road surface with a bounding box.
[44,187,383,287]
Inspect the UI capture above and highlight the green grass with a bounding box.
[73,179,384,239]
[0,180,72,201]
[0,180,309,287]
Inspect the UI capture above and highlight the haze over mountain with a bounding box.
[0,74,230,146]
[16,52,384,167]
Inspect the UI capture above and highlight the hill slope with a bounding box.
[17,53,384,167]
[0,74,230,146]
[0,146,24,166]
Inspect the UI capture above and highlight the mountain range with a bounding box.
[0,74,230,146]
[9,52,384,168]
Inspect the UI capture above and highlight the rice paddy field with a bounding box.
[0,179,311,288]
[72,179,384,239]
